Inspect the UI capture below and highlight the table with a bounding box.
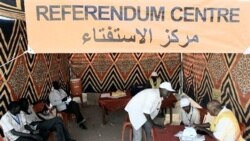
[161,94,177,123]
[154,125,215,141]
[98,91,131,124]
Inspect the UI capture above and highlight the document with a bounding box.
[100,93,111,98]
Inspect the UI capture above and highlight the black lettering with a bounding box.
[72,5,84,20]
[230,8,240,22]
[150,6,164,21]
[138,6,149,21]
[171,7,182,22]
[195,7,206,22]
[49,5,61,21]
[111,6,123,20]
[124,6,136,21]
[85,5,97,20]
[218,8,229,22]
[206,8,215,22]
[184,7,194,22]
[98,6,110,20]
[36,5,49,21]
[61,5,71,20]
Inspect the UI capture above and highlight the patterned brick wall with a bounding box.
[70,53,181,93]
[183,53,250,139]
[0,19,70,116]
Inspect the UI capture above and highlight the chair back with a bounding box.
[197,108,208,124]
[70,78,82,96]
[0,125,4,141]
[239,122,245,136]
[33,101,45,113]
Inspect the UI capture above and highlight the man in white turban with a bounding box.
[147,71,162,89]
[180,97,200,126]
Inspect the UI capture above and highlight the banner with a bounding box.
[25,0,250,53]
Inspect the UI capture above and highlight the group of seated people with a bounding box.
[0,81,87,141]
[126,73,245,141]
[0,76,246,141]
[0,98,75,141]
[179,97,245,141]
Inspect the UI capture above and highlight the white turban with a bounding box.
[151,71,158,77]
[180,97,191,107]
[159,82,175,92]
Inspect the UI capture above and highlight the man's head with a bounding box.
[150,71,158,81]
[19,98,29,112]
[159,81,175,98]
[8,101,21,115]
[53,81,60,90]
[207,100,222,116]
[180,97,191,113]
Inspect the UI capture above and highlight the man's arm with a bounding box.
[49,92,65,106]
[10,129,43,141]
[193,123,210,128]
[195,127,218,141]
[144,113,164,128]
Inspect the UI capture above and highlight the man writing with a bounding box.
[125,81,175,141]
[19,98,76,141]
[179,97,200,126]
[49,81,87,130]
[195,100,245,141]
[0,101,43,141]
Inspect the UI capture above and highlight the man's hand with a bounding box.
[31,130,40,135]
[62,97,67,102]
[66,97,72,104]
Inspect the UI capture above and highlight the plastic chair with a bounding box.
[121,116,133,141]
[56,109,74,127]
[239,122,245,136]
[197,108,208,124]
[70,79,84,106]
[121,116,156,141]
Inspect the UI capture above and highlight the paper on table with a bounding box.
[196,134,205,141]
[100,93,111,98]
[175,131,205,141]
[175,131,183,137]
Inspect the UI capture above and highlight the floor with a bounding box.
[67,94,180,141]
[67,105,127,141]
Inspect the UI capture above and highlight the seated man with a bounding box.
[195,100,245,141]
[49,81,87,129]
[19,98,76,141]
[0,101,43,141]
[147,71,162,89]
[180,97,200,126]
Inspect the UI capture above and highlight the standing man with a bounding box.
[125,81,175,141]
[179,97,200,126]
[49,81,87,130]
[147,71,162,89]
[195,100,245,141]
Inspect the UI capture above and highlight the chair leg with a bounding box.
[121,125,125,141]
[80,95,84,107]
[59,112,68,127]
[121,124,133,141]
[170,107,173,124]
[129,127,133,141]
